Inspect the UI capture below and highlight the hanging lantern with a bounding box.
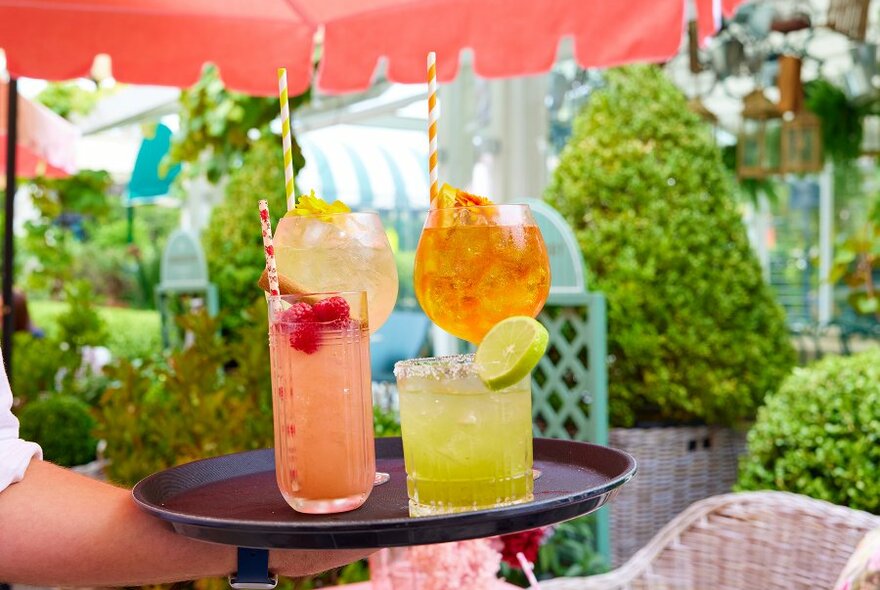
[737,89,782,179]
[776,54,823,174]
[780,109,823,173]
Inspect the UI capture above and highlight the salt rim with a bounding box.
[393,353,479,381]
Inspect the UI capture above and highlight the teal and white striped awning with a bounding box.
[297,125,429,211]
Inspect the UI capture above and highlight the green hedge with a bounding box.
[737,348,880,512]
[30,300,160,360]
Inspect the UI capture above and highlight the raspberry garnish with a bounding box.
[313,296,351,324]
[276,302,320,353]
[281,302,314,323]
[290,322,319,353]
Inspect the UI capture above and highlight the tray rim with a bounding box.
[131,437,636,545]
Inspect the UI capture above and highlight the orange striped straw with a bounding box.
[427,51,439,207]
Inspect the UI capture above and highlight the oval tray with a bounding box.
[132,437,635,549]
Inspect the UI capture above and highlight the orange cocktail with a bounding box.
[414,204,550,343]
[268,291,375,514]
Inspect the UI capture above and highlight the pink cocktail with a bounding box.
[268,291,375,514]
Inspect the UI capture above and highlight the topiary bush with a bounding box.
[18,395,98,467]
[737,348,880,511]
[545,64,795,427]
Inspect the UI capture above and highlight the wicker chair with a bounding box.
[542,491,880,590]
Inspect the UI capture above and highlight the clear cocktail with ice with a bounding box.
[273,211,398,332]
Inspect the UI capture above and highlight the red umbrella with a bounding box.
[0,0,743,96]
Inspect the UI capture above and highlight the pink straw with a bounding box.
[516,552,542,589]
[258,200,282,311]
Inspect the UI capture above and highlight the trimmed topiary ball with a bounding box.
[737,348,880,512]
[545,64,795,427]
[18,395,98,467]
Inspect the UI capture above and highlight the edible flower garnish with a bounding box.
[455,190,493,207]
[285,190,351,221]
[433,183,494,209]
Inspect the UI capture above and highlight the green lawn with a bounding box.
[30,300,161,360]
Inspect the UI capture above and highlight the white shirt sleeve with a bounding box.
[0,351,42,493]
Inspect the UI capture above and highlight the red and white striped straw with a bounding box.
[258,200,282,311]
[427,51,439,207]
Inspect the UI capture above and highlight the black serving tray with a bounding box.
[132,437,635,549]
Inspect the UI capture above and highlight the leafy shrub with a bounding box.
[12,332,76,403]
[18,395,97,467]
[55,280,108,349]
[545,65,795,427]
[13,282,110,406]
[737,348,880,511]
[96,306,273,486]
[202,137,289,334]
[804,79,864,166]
[20,170,113,297]
[21,169,177,307]
[70,205,178,308]
[536,517,606,578]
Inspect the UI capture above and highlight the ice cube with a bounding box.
[272,217,295,248]
[343,216,383,248]
[300,217,345,247]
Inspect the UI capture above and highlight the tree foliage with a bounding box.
[830,195,880,317]
[167,64,308,183]
[545,65,795,427]
[201,137,288,334]
[804,79,865,166]
[19,170,113,294]
[35,81,109,120]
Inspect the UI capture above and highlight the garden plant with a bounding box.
[18,395,98,468]
[545,64,796,427]
[738,348,880,512]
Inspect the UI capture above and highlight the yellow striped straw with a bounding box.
[277,68,296,211]
[427,52,439,207]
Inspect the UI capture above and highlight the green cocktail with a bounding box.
[394,354,534,516]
